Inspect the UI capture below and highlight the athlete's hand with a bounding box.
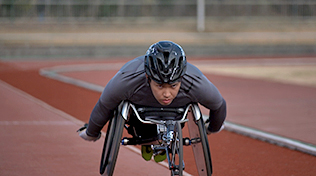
[205,120,225,135]
[77,124,101,142]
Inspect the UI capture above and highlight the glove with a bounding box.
[204,119,225,135]
[77,124,101,142]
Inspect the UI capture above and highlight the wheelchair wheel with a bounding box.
[100,111,125,176]
[170,121,183,176]
[196,119,213,175]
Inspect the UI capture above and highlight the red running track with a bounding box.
[0,57,315,176]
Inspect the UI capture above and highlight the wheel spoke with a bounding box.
[170,122,183,176]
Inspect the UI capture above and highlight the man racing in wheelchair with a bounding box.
[79,41,226,162]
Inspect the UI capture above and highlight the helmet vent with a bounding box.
[163,52,170,63]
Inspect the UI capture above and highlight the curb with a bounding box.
[224,121,316,156]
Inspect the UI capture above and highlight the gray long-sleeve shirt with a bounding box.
[87,56,226,137]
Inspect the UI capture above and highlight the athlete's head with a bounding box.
[145,41,187,105]
[144,41,187,84]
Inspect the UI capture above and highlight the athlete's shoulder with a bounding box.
[104,56,146,99]
[185,62,204,77]
[120,55,145,73]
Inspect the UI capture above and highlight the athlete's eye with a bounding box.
[171,83,179,88]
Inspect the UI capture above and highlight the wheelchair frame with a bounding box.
[99,101,212,176]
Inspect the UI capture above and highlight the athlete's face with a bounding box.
[149,80,181,106]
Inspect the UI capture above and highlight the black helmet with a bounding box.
[144,41,187,84]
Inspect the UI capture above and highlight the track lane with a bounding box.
[0,58,315,176]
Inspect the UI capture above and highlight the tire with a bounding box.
[171,121,184,176]
[196,119,213,175]
[100,110,125,176]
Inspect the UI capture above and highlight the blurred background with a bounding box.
[1,0,316,165]
[0,0,316,59]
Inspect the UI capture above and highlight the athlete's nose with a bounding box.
[163,88,171,98]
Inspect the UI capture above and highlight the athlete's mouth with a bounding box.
[162,99,171,104]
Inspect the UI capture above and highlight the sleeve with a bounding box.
[192,72,227,133]
[195,74,224,110]
[86,70,131,137]
[207,98,226,132]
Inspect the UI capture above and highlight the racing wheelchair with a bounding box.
[99,101,212,176]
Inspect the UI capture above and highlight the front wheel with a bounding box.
[196,119,213,175]
[170,121,184,176]
[100,110,125,176]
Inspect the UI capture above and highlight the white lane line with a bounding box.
[0,121,74,125]
[39,63,125,92]
[40,63,125,73]
[41,70,105,92]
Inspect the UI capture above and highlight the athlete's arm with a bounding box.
[188,68,227,134]
[206,98,226,133]
[85,57,144,138]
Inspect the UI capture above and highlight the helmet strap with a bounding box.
[145,74,151,85]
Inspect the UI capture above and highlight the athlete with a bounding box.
[79,41,226,162]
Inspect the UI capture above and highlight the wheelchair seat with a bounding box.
[136,106,185,122]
